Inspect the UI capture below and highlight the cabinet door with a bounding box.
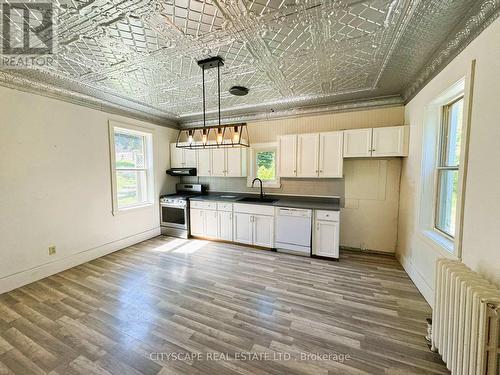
[278,135,297,177]
[234,213,253,244]
[211,148,226,176]
[314,220,339,258]
[253,215,274,248]
[170,143,184,167]
[204,210,218,238]
[319,131,343,178]
[343,129,372,158]
[197,148,212,176]
[218,211,233,241]
[190,208,204,237]
[371,126,408,157]
[297,133,319,177]
[225,148,242,177]
[184,149,197,168]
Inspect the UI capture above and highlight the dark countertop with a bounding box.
[190,192,340,211]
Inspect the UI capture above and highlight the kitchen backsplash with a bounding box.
[180,176,345,197]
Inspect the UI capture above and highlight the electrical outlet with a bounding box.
[48,246,56,255]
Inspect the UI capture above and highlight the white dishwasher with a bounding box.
[275,207,312,256]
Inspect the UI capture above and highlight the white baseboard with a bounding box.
[396,252,434,307]
[0,227,160,294]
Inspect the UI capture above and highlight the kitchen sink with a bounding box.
[237,197,278,204]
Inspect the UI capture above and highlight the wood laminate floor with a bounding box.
[0,236,449,375]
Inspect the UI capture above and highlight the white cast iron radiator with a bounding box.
[432,258,500,374]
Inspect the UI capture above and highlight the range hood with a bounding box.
[166,168,197,176]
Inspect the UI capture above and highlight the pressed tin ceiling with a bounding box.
[0,0,499,127]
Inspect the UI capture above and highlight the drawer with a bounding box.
[217,202,233,212]
[233,203,275,216]
[315,210,339,222]
[190,201,217,210]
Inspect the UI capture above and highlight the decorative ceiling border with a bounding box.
[180,95,404,128]
[0,71,180,128]
[402,0,500,103]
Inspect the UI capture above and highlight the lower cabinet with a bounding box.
[313,210,340,259]
[218,211,233,241]
[234,213,253,244]
[190,208,204,237]
[233,204,275,248]
[204,210,218,239]
[253,215,274,248]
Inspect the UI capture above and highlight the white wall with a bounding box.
[397,17,500,305]
[0,86,178,293]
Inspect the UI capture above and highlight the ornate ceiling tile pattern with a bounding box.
[0,0,499,126]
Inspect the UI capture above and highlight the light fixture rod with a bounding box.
[217,60,221,127]
[202,65,206,128]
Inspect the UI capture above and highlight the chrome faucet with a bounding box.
[252,178,264,200]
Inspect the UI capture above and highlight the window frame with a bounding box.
[433,96,464,239]
[109,120,155,215]
[247,142,281,188]
[419,74,473,259]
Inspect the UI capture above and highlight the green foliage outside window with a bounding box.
[256,151,276,181]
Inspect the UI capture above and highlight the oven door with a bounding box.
[160,203,188,229]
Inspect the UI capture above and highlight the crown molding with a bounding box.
[0,71,180,128]
[179,95,404,128]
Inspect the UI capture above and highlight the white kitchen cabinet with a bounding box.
[278,134,297,177]
[297,133,319,177]
[252,215,274,248]
[184,149,197,168]
[190,208,204,237]
[234,213,253,244]
[203,148,247,177]
[226,148,244,177]
[343,128,373,158]
[218,211,233,241]
[170,143,197,168]
[319,131,343,178]
[371,126,409,157]
[211,148,226,176]
[204,210,218,238]
[313,210,340,259]
[197,148,212,176]
[233,204,275,248]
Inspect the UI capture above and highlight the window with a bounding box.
[256,151,276,181]
[419,77,467,256]
[247,143,280,188]
[109,121,154,213]
[435,97,464,237]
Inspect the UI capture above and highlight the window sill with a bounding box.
[420,229,458,258]
[113,202,154,216]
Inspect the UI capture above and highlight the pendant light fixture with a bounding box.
[176,56,250,149]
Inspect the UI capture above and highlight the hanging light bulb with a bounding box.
[216,127,223,144]
[233,126,240,143]
[202,129,208,145]
[187,130,194,144]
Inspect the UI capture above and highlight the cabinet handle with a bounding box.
[320,170,323,173]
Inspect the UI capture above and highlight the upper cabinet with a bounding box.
[371,126,409,157]
[319,131,343,178]
[278,134,297,177]
[297,133,320,178]
[279,131,343,178]
[170,143,197,168]
[343,126,409,158]
[343,128,373,158]
[198,147,247,177]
